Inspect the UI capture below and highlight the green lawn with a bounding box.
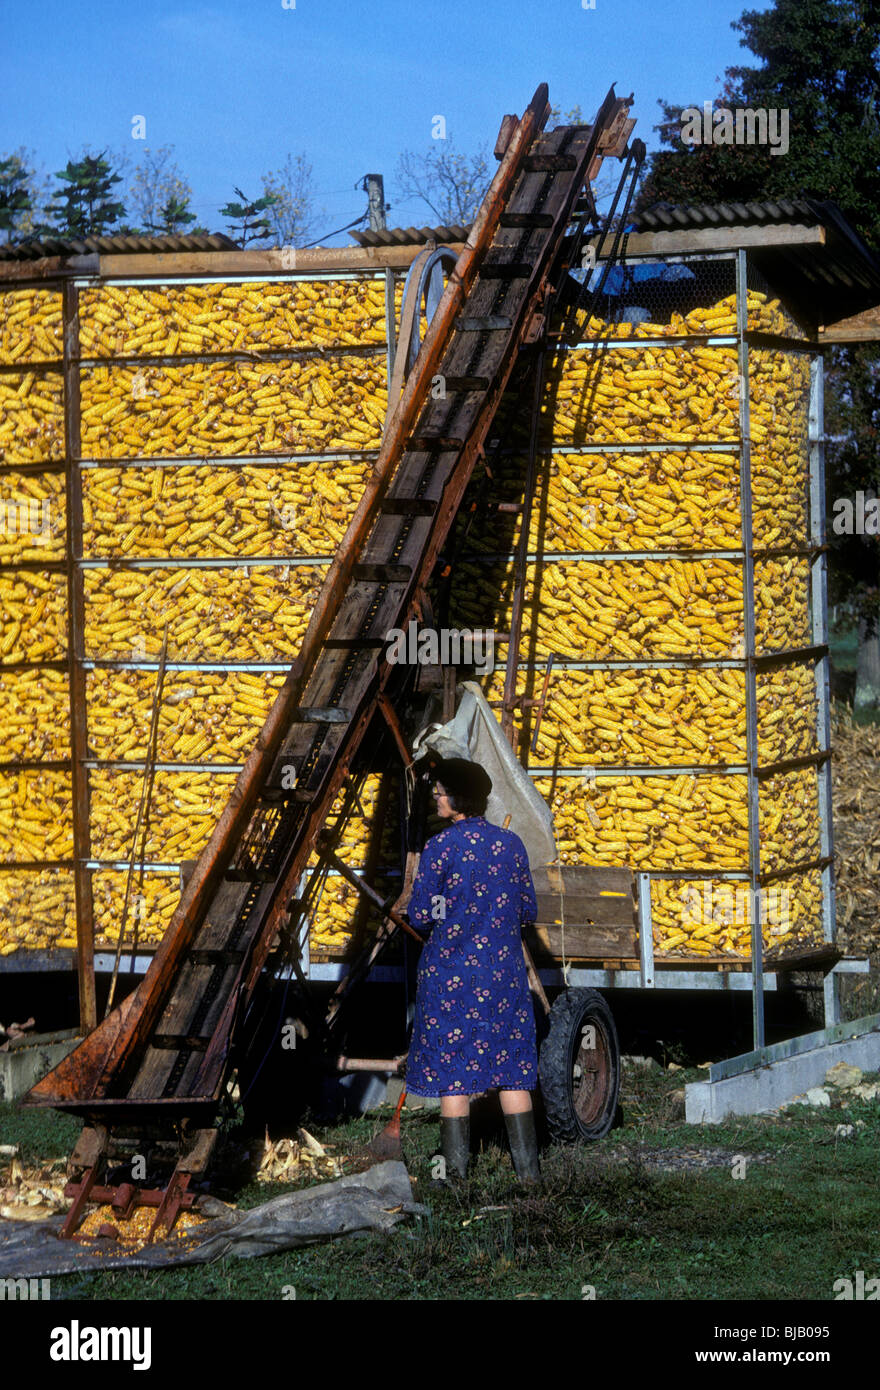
[4,1064,879,1301]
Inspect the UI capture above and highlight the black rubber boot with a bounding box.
[439,1115,470,1180]
[504,1109,541,1183]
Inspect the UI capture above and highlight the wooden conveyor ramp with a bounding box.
[28,83,635,1203]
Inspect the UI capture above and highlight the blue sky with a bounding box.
[2,0,768,242]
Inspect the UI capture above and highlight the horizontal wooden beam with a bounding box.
[589,223,826,259]
[820,303,880,342]
[97,244,466,279]
[0,243,468,283]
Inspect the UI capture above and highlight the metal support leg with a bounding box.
[823,969,842,1028]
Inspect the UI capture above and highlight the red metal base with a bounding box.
[60,1172,196,1241]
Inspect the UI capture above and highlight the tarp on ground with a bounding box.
[0,1162,424,1278]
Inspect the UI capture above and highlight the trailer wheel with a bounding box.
[538,988,620,1143]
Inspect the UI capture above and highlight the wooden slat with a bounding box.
[521,154,577,172]
[533,892,637,928]
[528,922,638,959]
[457,315,513,332]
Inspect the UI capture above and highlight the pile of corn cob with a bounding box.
[564,289,805,341]
[0,371,64,464]
[307,776,401,954]
[0,571,66,663]
[78,279,388,355]
[85,668,284,762]
[0,871,76,953]
[80,356,386,458]
[82,564,326,661]
[760,766,822,873]
[89,768,237,861]
[0,769,72,863]
[650,870,822,956]
[91,869,179,948]
[82,461,370,559]
[536,773,751,872]
[0,288,62,362]
[0,280,820,960]
[0,471,65,563]
[0,669,69,760]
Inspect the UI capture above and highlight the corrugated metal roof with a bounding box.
[349,223,470,248]
[632,198,825,231]
[631,197,880,330]
[1,231,238,261]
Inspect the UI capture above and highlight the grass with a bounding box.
[3,1063,879,1301]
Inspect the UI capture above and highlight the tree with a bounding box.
[636,0,880,245]
[395,137,490,226]
[0,152,36,244]
[128,145,199,234]
[0,149,54,243]
[219,185,282,249]
[260,153,321,246]
[633,0,880,709]
[48,151,126,237]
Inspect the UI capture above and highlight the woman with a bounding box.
[405,757,540,1182]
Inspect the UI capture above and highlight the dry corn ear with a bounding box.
[0,770,73,862]
[534,774,750,871]
[80,356,386,459]
[0,289,63,365]
[88,768,238,860]
[79,278,388,357]
[0,669,70,761]
[0,371,65,464]
[0,870,76,953]
[83,564,326,661]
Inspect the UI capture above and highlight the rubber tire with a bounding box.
[538,988,621,1143]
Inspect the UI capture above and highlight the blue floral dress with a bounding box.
[405,817,538,1097]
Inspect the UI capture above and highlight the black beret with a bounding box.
[432,757,492,802]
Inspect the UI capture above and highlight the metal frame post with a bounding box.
[737,250,764,1049]
[637,872,655,988]
[809,352,838,1024]
[62,279,97,1032]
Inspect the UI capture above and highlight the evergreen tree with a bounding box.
[0,153,35,244]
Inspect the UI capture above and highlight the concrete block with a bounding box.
[686,1027,880,1124]
[0,1036,81,1102]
